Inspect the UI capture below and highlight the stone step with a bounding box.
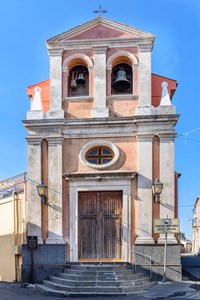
[35,262,154,297]
[49,275,149,287]
[42,280,124,293]
[58,270,145,281]
[57,272,116,281]
[64,267,135,276]
[37,281,154,296]
[36,284,135,296]
[68,263,132,271]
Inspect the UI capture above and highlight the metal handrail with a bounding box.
[131,250,152,281]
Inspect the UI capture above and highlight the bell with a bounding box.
[112,69,130,91]
[76,73,86,85]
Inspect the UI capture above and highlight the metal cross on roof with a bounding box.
[93,5,108,16]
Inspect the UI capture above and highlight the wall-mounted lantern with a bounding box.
[152,179,163,203]
[37,182,47,205]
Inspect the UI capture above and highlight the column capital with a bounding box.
[92,46,108,54]
[138,43,154,52]
[26,137,42,145]
[137,134,154,141]
[48,48,63,56]
[47,137,64,145]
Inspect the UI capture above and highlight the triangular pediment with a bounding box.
[47,17,154,45]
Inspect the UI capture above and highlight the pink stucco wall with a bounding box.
[63,137,137,174]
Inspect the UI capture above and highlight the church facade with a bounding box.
[22,17,181,282]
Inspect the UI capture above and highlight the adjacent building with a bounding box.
[0,173,27,282]
[193,197,200,254]
[22,16,181,282]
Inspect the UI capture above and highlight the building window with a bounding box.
[79,140,120,169]
[68,65,89,97]
[111,63,132,95]
[86,147,114,165]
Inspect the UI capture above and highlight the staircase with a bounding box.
[36,263,155,296]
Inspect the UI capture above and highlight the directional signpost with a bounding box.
[154,218,180,283]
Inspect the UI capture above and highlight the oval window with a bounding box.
[86,147,114,165]
[79,140,119,169]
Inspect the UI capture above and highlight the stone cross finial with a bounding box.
[30,87,43,110]
[160,82,171,106]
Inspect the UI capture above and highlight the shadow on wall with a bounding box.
[21,223,69,284]
[134,244,182,281]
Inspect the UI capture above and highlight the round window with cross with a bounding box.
[86,147,114,165]
[79,140,119,169]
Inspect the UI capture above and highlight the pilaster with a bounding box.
[92,47,109,118]
[47,49,64,118]
[27,138,43,243]
[46,137,65,244]
[158,135,177,244]
[136,45,152,115]
[135,135,154,244]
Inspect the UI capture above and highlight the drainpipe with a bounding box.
[13,192,21,282]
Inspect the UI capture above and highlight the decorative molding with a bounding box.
[48,48,63,56]
[47,137,64,145]
[64,171,137,181]
[106,94,138,101]
[63,53,93,68]
[138,43,154,52]
[107,50,139,67]
[79,140,120,169]
[63,96,94,102]
[92,46,108,53]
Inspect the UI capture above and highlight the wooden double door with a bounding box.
[78,191,122,260]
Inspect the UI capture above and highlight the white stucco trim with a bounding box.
[63,53,93,69]
[107,51,139,68]
[79,140,120,169]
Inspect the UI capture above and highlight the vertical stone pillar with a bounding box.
[88,67,94,97]
[132,65,138,95]
[47,49,64,118]
[62,67,69,99]
[27,138,43,243]
[92,47,109,118]
[46,138,65,244]
[106,67,112,96]
[136,45,152,115]
[158,135,177,243]
[135,135,154,244]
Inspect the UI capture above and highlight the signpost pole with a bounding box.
[163,231,167,283]
[27,236,38,284]
[153,218,180,283]
[30,249,35,284]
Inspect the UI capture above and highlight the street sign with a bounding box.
[27,236,38,250]
[154,218,180,234]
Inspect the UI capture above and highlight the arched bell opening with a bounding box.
[111,63,132,95]
[68,65,89,97]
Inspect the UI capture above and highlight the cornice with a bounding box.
[23,114,180,129]
[64,171,137,181]
[47,37,154,51]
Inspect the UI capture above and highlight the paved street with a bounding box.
[0,281,200,300]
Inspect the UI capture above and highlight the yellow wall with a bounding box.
[0,191,25,282]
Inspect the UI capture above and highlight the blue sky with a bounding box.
[0,0,199,239]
